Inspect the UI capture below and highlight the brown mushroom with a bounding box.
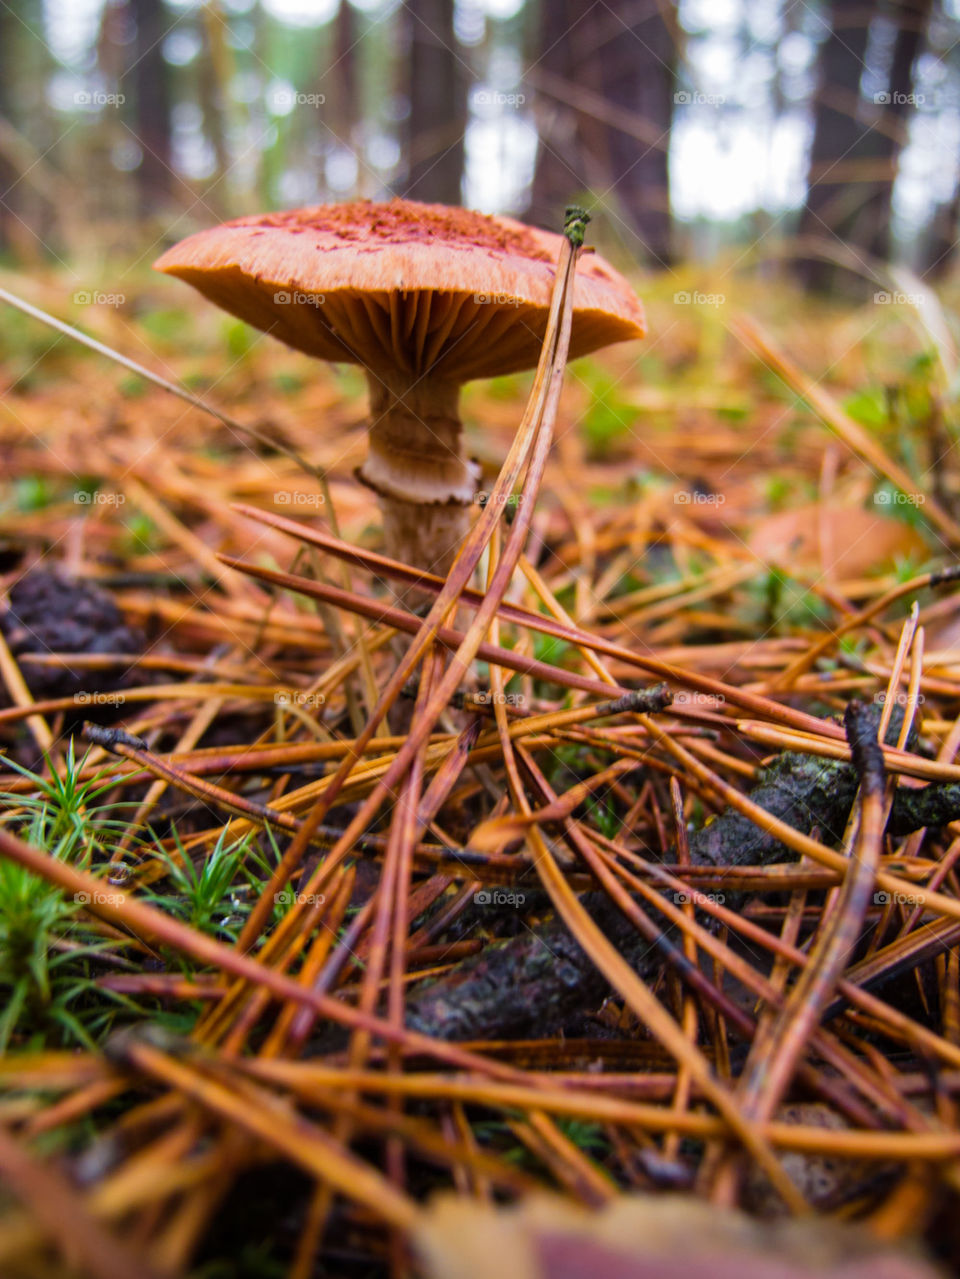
[154,198,644,576]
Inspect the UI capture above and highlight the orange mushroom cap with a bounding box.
[153,199,645,381]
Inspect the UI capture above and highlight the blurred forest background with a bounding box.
[1,0,958,293]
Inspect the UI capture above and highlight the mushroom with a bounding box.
[154,198,644,576]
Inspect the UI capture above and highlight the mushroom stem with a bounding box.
[359,371,479,577]
[379,498,474,582]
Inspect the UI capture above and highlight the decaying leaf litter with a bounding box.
[1,217,960,1277]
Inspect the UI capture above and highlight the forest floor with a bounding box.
[0,255,959,1278]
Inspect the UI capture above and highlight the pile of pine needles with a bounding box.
[1,233,960,1277]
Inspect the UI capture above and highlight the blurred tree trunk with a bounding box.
[527,0,589,230]
[0,0,57,259]
[333,0,359,136]
[0,2,18,253]
[864,0,931,261]
[604,0,675,262]
[924,182,960,278]
[322,0,361,189]
[404,0,465,205]
[797,0,929,292]
[197,5,233,217]
[127,0,173,218]
[796,0,876,292]
[528,0,675,264]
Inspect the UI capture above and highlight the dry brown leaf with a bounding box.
[414,1193,945,1279]
[747,503,927,580]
